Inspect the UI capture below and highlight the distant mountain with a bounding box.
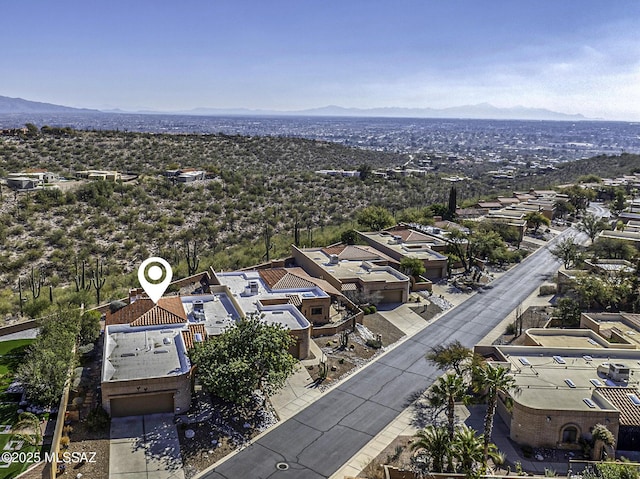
[0,95,99,114]
[172,103,589,121]
[290,103,588,121]
[0,94,589,121]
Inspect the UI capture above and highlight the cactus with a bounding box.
[339,329,351,350]
[263,224,275,262]
[74,258,87,292]
[184,240,200,276]
[293,215,300,247]
[89,258,106,305]
[18,277,24,316]
[318,360,328,381]
[27,266,46,300]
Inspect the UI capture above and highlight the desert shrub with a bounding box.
[365,338,383,349]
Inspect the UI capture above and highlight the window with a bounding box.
[562,426,578,443]
[311,307,323,316]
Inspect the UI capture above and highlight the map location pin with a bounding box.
[138,257,173,304]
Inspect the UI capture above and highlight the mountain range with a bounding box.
[0,95,589,121]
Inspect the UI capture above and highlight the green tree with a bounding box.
[473,363,519,466]
[578,174,602,184]
[591,237,636,261]
[591,423,615,461]
[190,313,297,406]
[555,297,582,327]
[340,229,358,245]
[553,199,575,219]
[24,123,39,136]
[426,340,474,377]
[469,230,504,264]
[411,425,450,474]
[560,185,595,213]
[356,206,395,231]
[578,212,608,243]
[551,236,581,269]
[446,228,472,273]
[400,257,426,278]
[612,188,627,215]
[357,163,372,181]
[525,211,551,233]
[79,310,101,346]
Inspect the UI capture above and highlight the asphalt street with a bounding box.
[203,231,570,479]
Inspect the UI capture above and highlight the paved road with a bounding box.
[203,232,569,479]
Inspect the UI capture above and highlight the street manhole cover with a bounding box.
[275,462,289,471]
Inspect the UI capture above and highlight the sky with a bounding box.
[3,1,640,120]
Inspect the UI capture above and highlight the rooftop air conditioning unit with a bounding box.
[329,254,339,265]
[608,363,630,382]
[245,281,259,295]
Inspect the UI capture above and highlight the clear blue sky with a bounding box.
[3,1,640,120]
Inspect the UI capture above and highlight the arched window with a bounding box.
[561,425,579,443]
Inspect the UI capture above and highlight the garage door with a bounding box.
[381,290,403,303]
[110,393,174,417]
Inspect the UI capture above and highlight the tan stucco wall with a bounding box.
[506,400,620,449]
[102,373,191,416]
[300,297,331,325]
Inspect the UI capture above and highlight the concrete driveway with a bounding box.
[110,413,185,479]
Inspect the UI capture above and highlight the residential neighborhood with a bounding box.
[2,141,640,479]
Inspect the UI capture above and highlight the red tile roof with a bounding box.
[106,297,187,327]
[597,387,640,426]
[181,323,207,350]
[322,245,346,256]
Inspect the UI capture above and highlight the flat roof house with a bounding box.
[102,297,193,417]
[358,228,448,280]
[475,344,640,454]
[205,272,314,359]
[292,245,410,304]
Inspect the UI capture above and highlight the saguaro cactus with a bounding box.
[263,224,275,262]
[89,258,106,305]
[293,215,300,247]
[339,329,351,350]
[27,266,46,300]
[185,240,200,275]
[74,258,87,292]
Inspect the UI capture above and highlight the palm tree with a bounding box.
[451,426,484,476]
[428,373,470,441]
[12,412,42,446]
[591,423,615,461]
[410,425,450,473]
[473,363,519,466]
